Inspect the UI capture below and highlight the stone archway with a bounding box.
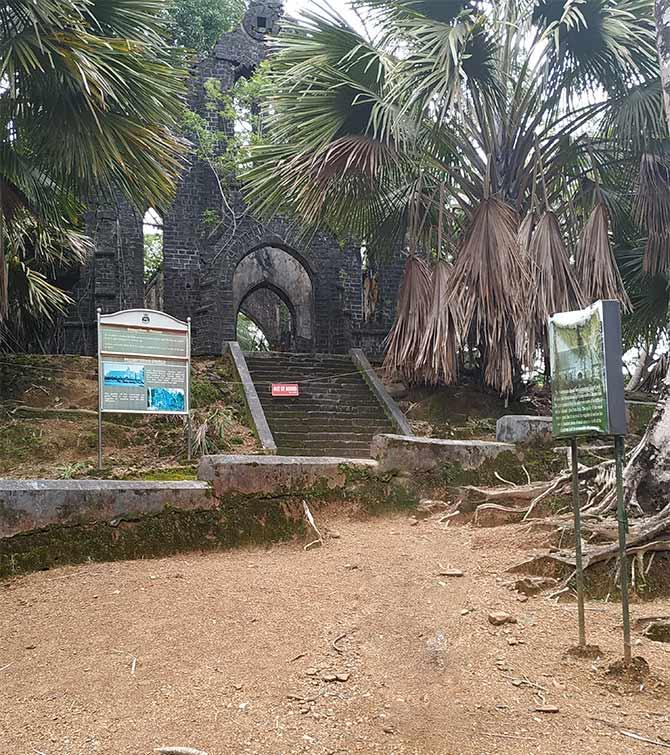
[238,284,295,351]
[232,246,314,352]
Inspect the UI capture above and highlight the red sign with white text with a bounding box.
[271,383,300,397]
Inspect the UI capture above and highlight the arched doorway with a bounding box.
[237,285,294,351]
[232,246,314,352]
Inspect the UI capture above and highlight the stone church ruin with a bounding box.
[63,1,404,357]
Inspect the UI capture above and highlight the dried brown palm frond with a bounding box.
[518,209,538,259]
[383,254,432,381]
[527,210,586,362]
[448,197,529,396]
[416,259,461,385]
[634,153,670,275]
[577,201,631,312]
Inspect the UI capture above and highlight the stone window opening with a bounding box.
[143,208,164,310]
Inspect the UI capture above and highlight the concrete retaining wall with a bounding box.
[0,480,214,539]
[370,433,517,474]
[198,454,378,496]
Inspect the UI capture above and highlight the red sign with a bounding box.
[271,383,300,397]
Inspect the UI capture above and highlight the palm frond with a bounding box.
[527,210,585,361]
[634,152,670,274]
[416,259,461,385]
[449,197,529,396]
[577,201,631,310]
[382,254,432,381]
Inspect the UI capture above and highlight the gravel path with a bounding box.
[1,511,669,754]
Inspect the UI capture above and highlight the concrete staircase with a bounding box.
[245,352,397,457]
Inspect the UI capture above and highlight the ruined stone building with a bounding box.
[63,1,404,357]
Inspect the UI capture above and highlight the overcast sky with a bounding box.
[284,0,360,24]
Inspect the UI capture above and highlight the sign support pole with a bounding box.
[96,308,103,470]
[570,437,586,648]
[614,434,632,665]
[187,317,192,462]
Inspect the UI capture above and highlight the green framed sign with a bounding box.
[548,300,627,438]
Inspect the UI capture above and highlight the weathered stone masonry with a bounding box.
[63,2,404,357]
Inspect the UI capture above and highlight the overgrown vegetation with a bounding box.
[245,0,668,396]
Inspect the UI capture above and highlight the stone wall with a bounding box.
[61,1,404,358]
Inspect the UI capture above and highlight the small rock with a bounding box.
[514,576,559,596]
[25,645,37,650]
[460,609,470,616]
[643,620,670,643]
[239,702,250,712]
[305,668,318,676]
[517,594,529,603]
[438,569,464,578]
[322,673,338,682]
[488,611,516,626]
[507,638,519,646]
[534,705,560,714]
[336,672,350,682]
[234,683,243,690]
[329,530,341,539]
[409,518,419,527]
[382,725,396,734]
[344,564,359,571]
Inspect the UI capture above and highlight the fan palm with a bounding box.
[1,0,186,343]
[244,0,660,393]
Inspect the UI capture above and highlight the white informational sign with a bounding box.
[97,309,191,415]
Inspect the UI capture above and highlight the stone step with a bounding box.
[246,357,354,369]
[264,407,387,419]
[252,376,363,386]
[254,379,370,396]
[272,431,383,443]
[268,418,392,431]
[277,447,372,458]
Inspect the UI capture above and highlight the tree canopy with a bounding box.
[0,0,187,347]
[244,0,668,394]
[167,0,246,52]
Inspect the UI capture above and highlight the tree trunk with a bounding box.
[620,2,670,512]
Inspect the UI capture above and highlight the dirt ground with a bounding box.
[0,356,257,479]
[1,512,670,755]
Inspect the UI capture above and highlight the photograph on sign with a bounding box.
[101,356,188,414]
[548,300,626,437]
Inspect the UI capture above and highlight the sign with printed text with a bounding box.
[98,309,190,415]
[548,300,626,437]
[271,383,300,398]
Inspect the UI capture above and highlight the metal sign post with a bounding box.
[97,308,103,469]
[615,434,632,664]
[570,437,586,648]
[549,300,628,658]
[96,309,191,469]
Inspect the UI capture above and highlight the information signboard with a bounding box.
[98,310,190,416]
[548,300,626,438]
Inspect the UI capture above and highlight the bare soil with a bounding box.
[0,356,257,479]
[2,512,669,754]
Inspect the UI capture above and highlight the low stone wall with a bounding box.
[198,454,378,496]
[370,433,517,475]
[0,480,214,539]
[1,437,547,578]
[496,415,552,444]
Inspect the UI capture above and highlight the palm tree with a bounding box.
[1,0,186,346]
[244,0,660,395]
